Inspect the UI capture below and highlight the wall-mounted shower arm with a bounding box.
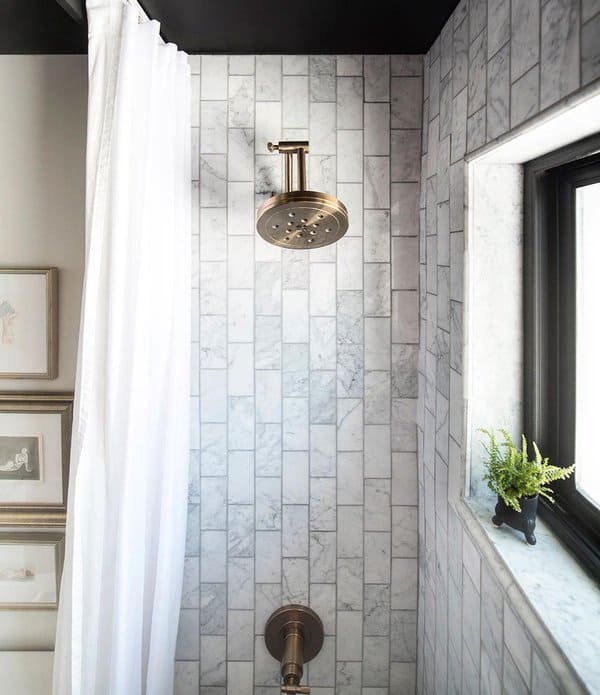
[267,141,309,192]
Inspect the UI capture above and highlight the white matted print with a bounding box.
[0,532,64,609]
[0,268,58,379]
[0,396,72,526]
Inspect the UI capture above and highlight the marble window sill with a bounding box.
[457,496,600,694]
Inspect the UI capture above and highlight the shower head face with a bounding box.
[257,190,349,249]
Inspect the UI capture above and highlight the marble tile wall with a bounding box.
[417,0,599,693]
[177,53,423,694]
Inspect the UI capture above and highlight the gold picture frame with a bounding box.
[0,394,72,527]
[0,268,58,380]
[0,531,64,610]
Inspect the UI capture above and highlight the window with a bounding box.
[524,134,600,580]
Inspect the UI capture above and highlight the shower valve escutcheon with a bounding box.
[264,605,324,695]
[256,140,349,250]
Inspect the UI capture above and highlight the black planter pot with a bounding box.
[492,495,538,545]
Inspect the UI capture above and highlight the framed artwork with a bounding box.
[0,268,58,380]
[0,394,72,526]
[0,531,64,609]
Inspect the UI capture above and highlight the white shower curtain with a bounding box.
[53,2,191,693]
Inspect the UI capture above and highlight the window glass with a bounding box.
[575,182,600,509]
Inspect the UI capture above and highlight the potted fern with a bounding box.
[479,429,575,545]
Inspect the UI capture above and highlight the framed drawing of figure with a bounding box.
[0,395,72,526]
[0,268,58,379]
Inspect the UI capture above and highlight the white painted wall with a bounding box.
[0,54,87,681]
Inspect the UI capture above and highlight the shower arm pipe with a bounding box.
[268,141,309,192]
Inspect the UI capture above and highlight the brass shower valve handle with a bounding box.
[280,686,311,694]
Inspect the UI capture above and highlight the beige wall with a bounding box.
[0,55,87,656]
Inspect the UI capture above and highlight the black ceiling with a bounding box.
[0,0,460,55]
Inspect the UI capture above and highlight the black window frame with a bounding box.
[524,133,600,581]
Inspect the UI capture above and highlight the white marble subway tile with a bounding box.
[451,87,468,163]
[364,532,391,583]
[439,74,452,141]
[282,250,309,289]
[227,343,253,397]
[337,343,364,398]
[255,316,281,370]
[228,289,254,341]
[337,236,364,290]
[336,661,362,695]
[309,531,336,582]
[226,130,253,184]
[228,396,254,449]
[282,55,309,74]
[337,76,364,129]
[582,13,600,85]
[364,584,391,636]
[282,343,309,397]
[200,530,227,582]
[309,477,337,530]
[364,263,391,316]
[337,558,364,611]
[470,0,487,40]
[337,290,363,344]
[201,101,228,153]
[282,505,309,556]
[510,64,539,128]
[255,101,281,155]
[201,55,228,99]
[282,451,309,504]
[176,609,200,660]
[255,153,281,203]
[337,55,363,76]
[254,636,279,685]
[200,477,227,529]
[308,636,335,687]
[391,55,423,76]
[364,424,391,478]
[310,423,337,476]
[337,612,364,661]
[228,236,254,289]
[391,78,423,129]
[228,661,254,694]
[467,106,486,152]
[337,182,363,236]
[504,602,532,686]
[440,21,453,79]
[488,0,510,58]
[256,370,282,423]
[337,130,363,182]
[392,344,418,398]
[453,17,469,96]
[309,263,336,316]
[201,423,227,476]
[503,647,529,694]
[188,54,201,75]
[511,0,540,81]
[310,371,336,424]
[391,558,418,609]
[200,315,226,368]
[186,503,200,556]
[365,371,391,424]
[282,289,309,342]
[200,369,227,422]
[429,57,441,120]
[200,154,227,207]
[309,154,336,194]
[282,397,309,450]
[392,506,418,558]
[309,241,337,263]
[365,479,391,531]
[365,55,391,101]
[468,29,487,117]
[200,208,227,261]
[487,43,510,141]
[256,55,282,101]
[255,531,282,583]
[337,398,363,450]
[310,317,336,370]
[228,75,254,128]
[199,582,225,633]
[391,130,421,182]
[228,557,254,609]
[283,76,309,128]
[255,477,281,531]
[227,181,254,237]
[255,423,281,477]
[541,0,580,108]
[310,102,336,154]
[364,209,390,262]
[364,157,390,209]
[309,55,336,102]
[254,262,281,316]
[365,317,391,370]
[227,504,254,557]
[227,451,254,505]
[390,663,416,693]
[255,583,281,634]
[336,452,363,504]
[282,558,309,604]
[391,182,419,236]
[229,55,255,75]
[391,610,417,661]
[364,103,390,157]
[337,506,364,558]
[392,291,419,344]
